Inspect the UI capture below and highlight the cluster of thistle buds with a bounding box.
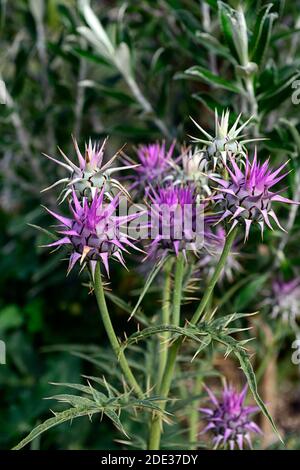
[42,109,298,279]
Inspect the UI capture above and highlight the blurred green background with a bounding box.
[1,0,300,450]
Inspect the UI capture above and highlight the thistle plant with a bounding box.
[8,0,300,453]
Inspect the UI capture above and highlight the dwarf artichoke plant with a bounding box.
[2,0,300,453]
[16,102,296,451]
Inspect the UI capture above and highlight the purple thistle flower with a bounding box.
[146,185,210,258]
[43,188,142,277]
[212,151,298,240]
[130,141,176,190]
[201,384,262,450]
[42,137,136,201]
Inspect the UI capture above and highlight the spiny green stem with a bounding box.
[157,259,173,390]
[148,227,238,449]
[148,255,184,450]
[172,253,185,327]
[148,340,179,450]
[94,263,143,399]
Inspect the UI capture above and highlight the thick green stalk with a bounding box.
[94,263,143,399]
[157,260,173,390]
[148,227,238,449]
[148,254,184,449]
[172,253,185,326]
[148,341,180,450]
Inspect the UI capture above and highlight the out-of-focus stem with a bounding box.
[148,255,184,450]
[188,375,202,450]
[260,323,278,448]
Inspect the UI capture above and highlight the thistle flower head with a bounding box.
[131,141,176,191]
[201,384,262,450]
[146,185,205,258]
[267,277,300,327]
[213,152,297,240]
[43,189,141,277]
[190,110,262,171]
[42,137,135,202]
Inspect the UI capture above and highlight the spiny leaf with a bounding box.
[104,409,128,437]
[82,375,119,397]
[49,381,108,402]
[120,324,204,351]
[13,407,101,450]
[210,311,257,328]
[45,394,97,408]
